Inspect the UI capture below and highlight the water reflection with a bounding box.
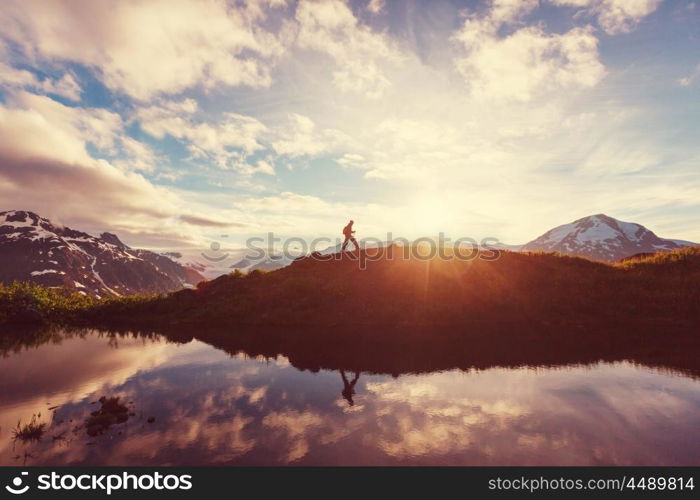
[340,371,361,406]
[0,327,699,465]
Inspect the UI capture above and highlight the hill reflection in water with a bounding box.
[1,325,699,465]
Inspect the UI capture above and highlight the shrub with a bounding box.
[0,282,92,325]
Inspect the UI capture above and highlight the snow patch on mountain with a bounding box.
[523,214,696,262]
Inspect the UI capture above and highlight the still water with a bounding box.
[1,330,699,465]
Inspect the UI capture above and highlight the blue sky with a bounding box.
[0,0,698,251]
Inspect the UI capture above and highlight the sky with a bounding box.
[0,0,698,252]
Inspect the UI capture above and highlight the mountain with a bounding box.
[229,254,296,273]
[522,214,696,262]
[0,210,204,297]
[85,244,700,333]
[158,247,299,280]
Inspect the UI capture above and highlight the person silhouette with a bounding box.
[341,220,359,252]
[340,370,361,406]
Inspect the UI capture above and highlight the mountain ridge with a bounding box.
[1,210,696,293]
[83,244,700,331]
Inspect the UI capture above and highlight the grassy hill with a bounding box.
[2,245,699,330]
[85,245,700,329]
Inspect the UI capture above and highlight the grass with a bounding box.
[0,281,157,326]
[137,245,700,329]
[0,281,93,325]
[12,414,46,442]
[616,246,700,268]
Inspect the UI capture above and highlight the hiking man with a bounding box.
[341,220,359,252]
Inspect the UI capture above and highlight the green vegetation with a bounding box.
[0,282,93,325]
[617,246,700,268]
[136,245,700,329]
[0,281,159,326]
[1,247,699,331]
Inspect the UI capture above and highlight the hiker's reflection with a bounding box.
[340,370,361,406]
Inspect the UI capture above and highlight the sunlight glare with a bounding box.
[407,194,456,237]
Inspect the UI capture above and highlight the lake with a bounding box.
[1,329,699,465]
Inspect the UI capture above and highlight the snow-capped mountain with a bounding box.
[164,240,398,279]
[230,254,297,273]
[522,214,695,262]
[0,210,204,297]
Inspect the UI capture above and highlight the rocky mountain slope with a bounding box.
[0,210,204,297]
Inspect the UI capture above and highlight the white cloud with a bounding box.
[0,59,82,101]
[0,91,266,248]
[453,2,605,102]
[5,91,123,156]
[133,104,349,179]
[271,113,350,158]
[0,92,187,238]
[489,0,540,24]
[337,153,366,168]
[116,136,160,173]
[678,63,700,88]
[228,190,398,239]
[235,191,335,214]
[351,118,470,179]
[40,73,82,101]
[0,0,285,100]
[367,0,386,15]
[256,159,276,176]
[596,0,661,34]
[294,0,404,98]
[551,0,662,34]
[135,99,268,174]
[0,62,38,88]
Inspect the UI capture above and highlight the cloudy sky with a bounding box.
[0,0,698,250]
